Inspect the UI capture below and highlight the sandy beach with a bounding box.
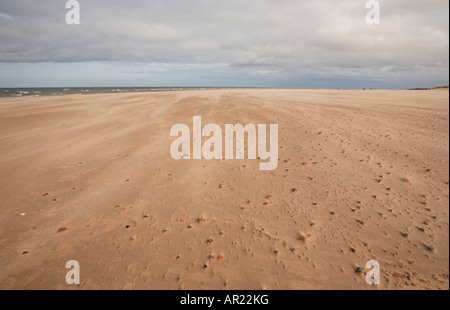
[0,88,448,290]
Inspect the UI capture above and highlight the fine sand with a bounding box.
[0,89,448,290]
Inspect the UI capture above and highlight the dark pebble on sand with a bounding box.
[57,227,67,233]
[425,245,435,252]
[355,267,363,273]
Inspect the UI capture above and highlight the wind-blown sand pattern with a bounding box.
[0,89,448,290]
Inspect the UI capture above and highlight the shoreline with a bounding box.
[1,87,447,99]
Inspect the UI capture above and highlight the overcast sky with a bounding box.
[0,0,448,88]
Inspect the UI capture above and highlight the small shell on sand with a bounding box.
[393,272,403,279]
[198,216,207,223]
[299,233,310,242]
[57,227,67,233]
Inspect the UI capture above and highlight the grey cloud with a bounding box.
[0,0,448,88]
